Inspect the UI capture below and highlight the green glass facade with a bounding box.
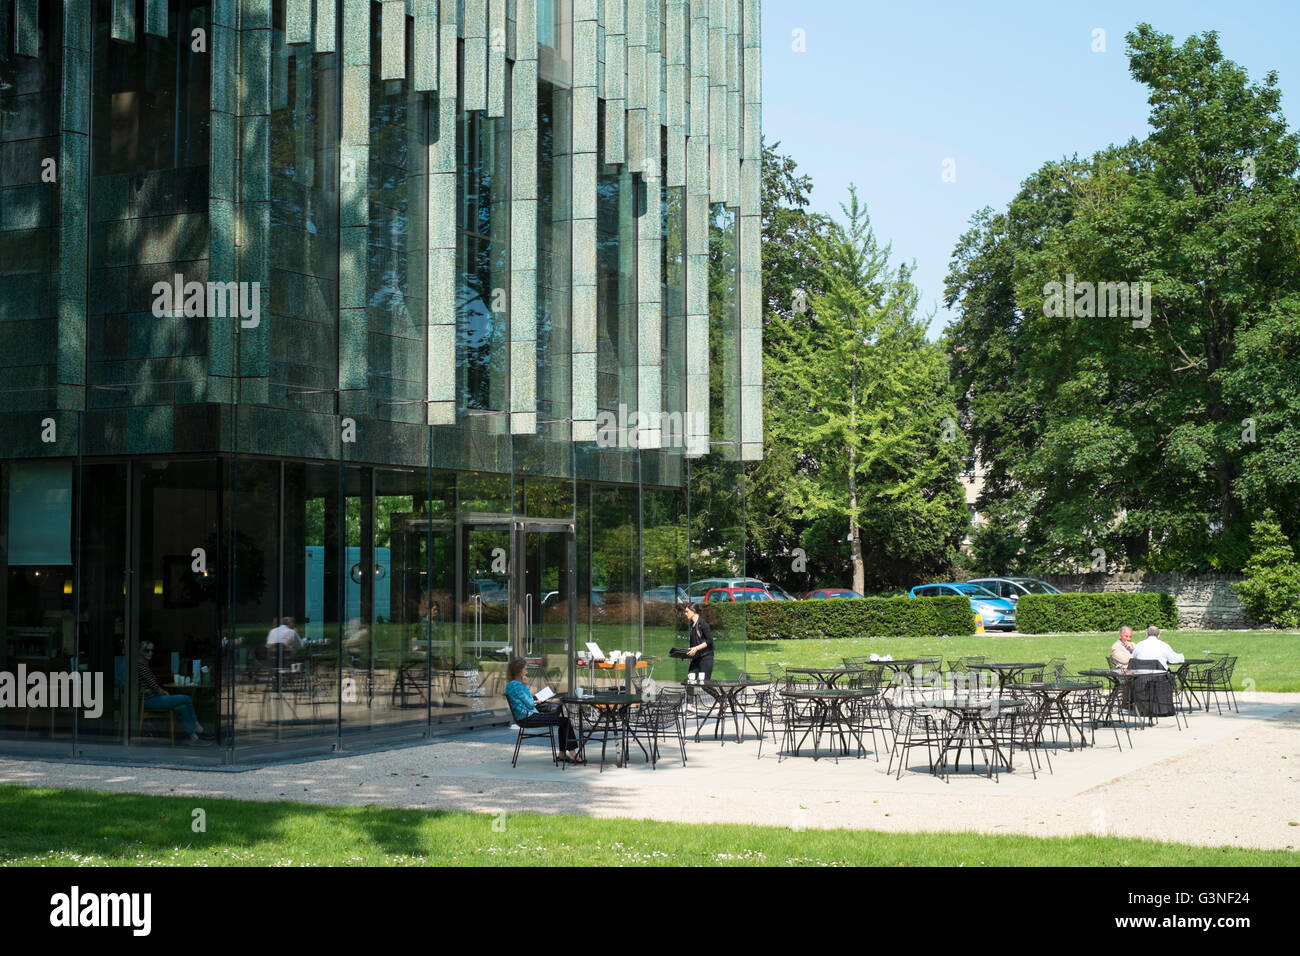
[0,0,761,763]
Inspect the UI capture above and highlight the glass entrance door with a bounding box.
[512,521,575,694]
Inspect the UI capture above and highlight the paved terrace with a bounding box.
[2,694,1297,851]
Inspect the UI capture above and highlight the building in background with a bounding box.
[0,0,761,762]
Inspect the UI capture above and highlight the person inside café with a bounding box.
[505,657,583,764]
[137,640,213,744]
[1111,626,1136,667]
[266,616,303,656]
[1129,625,1185,670]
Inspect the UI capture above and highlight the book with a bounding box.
[534,686,556,703]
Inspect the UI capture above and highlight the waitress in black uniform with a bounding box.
[683,603,715,681]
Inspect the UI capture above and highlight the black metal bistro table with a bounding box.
[923,696,1025,780]
[781,665,868,688]
[694,679,766,743]
[968,661,1045,693]
[1015,681,1103,751]
[874,657,941,678]
[777,687,880,760]
[560,692,646,771]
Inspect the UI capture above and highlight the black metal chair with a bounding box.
[511,716,560,768]
[631,694,687,768]
[1184,656,1238,714]
[884,700,947,779]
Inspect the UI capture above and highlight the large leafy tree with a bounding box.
[769,189,969,592]
[947,26,1300,573]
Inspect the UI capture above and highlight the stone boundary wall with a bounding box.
[1040,572,1252,629]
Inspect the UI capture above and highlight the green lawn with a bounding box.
[0,785,1293,866]
[641,628,1300,692]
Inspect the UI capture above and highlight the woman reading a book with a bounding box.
[505,657,584,764]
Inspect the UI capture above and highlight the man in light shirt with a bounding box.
[1111,626,1136,667]
[1129,625,1184,670]
[266,616,302,653]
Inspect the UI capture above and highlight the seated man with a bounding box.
[267,616,303,653]
[137,641,213,744]
[1111,626,1136,667]
[1129,625,1185,671]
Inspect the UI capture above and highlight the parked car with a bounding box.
[687,577,770,601]
[761,582,799,601]
[643,585,688,604]
[967,577,1061,602]
[802,588,865,600]
[908,582,1017,630]
[703,587,774,603]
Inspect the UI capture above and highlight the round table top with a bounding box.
[874,657,941,667]
[560,692,644,705]
[696,678,765,688]
[1176,658,1214,666]
[784,665,864,675]
[968,662,1045,670]
[1016,681,1103,692]
[780,686,879,699]
[916,697,1025,711]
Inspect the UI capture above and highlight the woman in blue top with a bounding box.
[505,657,584,764]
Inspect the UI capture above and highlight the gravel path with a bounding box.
[2,694,1297,852]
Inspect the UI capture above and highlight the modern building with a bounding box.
[0,0,762,762]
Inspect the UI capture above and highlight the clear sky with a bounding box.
[760,0,1300,337]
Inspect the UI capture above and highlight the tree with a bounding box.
[1234,510,1300,627]
[768,188,969,592]
[946,26,1300,573]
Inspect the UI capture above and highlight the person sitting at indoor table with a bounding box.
[1129,625,1185,670]
[505,657,584,764]
[137,640,213,744]
[1111,626,1136,667]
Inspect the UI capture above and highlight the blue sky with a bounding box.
[760,0,1300,337]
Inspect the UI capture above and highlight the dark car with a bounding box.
[802,588,865,600]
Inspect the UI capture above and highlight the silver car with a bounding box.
[967,577,1061,603]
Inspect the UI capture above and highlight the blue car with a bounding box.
[908,582,1017,630]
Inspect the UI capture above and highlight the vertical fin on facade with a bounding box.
[707,0,725,204]
[665,0,686,188]
[684,0,711,456]
[237,0,272,404]
[427,0,458,425]
[206,0,238,397]
[463,0,487,111]
[110,0,135,43]
[487,0,506,117]
[636,0,663,448]
[145,0,168,37]
[316,0,338,52]
[624,0,644,174]
[339,0,370,400]
[740,0,762,460]
[413,0,439,91]
[286,0,313,45]
[571,0,599,442]
[57,0,91,409]
[382,1,407,81]
[602,0,625,165]
[510,0,539,434]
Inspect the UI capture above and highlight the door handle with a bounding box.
[525,593,534,655]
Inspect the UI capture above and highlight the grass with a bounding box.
[0,785,1293,867]
[641,628,1300,692]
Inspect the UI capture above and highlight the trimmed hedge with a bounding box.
[701,597,975,639]
[1016,593,1178,633]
